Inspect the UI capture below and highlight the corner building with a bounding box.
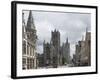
[22,11,37,69]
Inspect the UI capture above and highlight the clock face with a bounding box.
[26,30,37,43]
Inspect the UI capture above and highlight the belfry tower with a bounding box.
[22,10,37,69]
[51,29,60,67]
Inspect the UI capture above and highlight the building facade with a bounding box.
[61,38,70,65]
[51,29,61,67]
[43,41,53,67]
[43,29,70,68]
[37,53,44,67]
[73,29,91,66]
[22,11,37,70]
[43,30,61,68]
[80,31,91,66]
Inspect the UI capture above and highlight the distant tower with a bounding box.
[65,38,70,64]
[62,37,70,65]
[22,10,37,70]
[86,27,88,33]
[85,27,90,41]
[51,29,60,67]
[85,27,91,66]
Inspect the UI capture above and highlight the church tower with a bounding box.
[51,29,60,67]
[65,38,70,64]
[61,37,70,65]
[22,10,37,70]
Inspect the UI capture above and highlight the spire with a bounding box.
[22,12,25,26]
[66,37,68,43]
[86,27,88,33]
[50,39,52,44]
[27,10,35,29]
[54,29,56,32]
[22,12,26,33]
[43,40,45,44]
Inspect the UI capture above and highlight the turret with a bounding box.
[27,10,35,29]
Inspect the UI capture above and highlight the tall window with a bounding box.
[27,58,30,69]
[23,41,26,55]
[27,44,30,55]
[33,59,34,68]
[30,46,32,56]
[22,58,26,70]
[32,48,34,56]
[30,59,32,69]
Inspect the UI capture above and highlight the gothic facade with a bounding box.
[61,38,70,65]
[22,11,37,70]
[43,29,70,68]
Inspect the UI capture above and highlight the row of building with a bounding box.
[22,10,91,70]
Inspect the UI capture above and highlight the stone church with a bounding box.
[22,11,37,69]
[43,29,70,68]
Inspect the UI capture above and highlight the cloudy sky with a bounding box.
[23,10,91,58]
